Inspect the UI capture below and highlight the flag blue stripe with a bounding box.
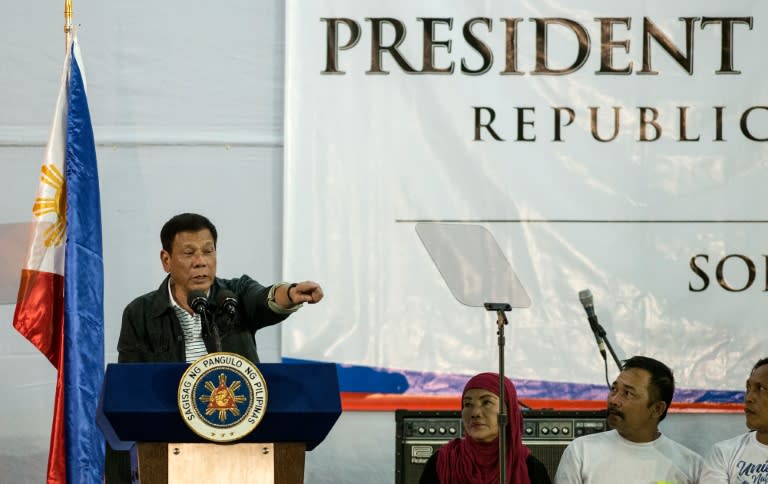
[64,44,105,483]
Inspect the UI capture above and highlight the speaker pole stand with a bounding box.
[484,302,511,484]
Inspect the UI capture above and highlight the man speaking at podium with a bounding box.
[106,212,323,483]
[117,212,323,364]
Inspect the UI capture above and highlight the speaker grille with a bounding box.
[525,443,568,478]
[394,409,607,484]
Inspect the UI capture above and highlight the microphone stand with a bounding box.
[592,320,621,372]
[484,302,511,484]
[202,309,222,353]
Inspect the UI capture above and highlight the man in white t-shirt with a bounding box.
[554,355,702,484]
[700,357,768,483]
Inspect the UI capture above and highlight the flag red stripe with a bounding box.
[14,269,67,482]
[48,347,66,483]
[13,269,64,368]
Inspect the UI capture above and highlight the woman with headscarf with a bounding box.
[419,372,551,484]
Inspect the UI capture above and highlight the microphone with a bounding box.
[578,289,606,359]
[216,289,238,316]
[188,290,222,352]
[188,290,210,315]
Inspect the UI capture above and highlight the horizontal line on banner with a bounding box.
[0,128,283,148]
[339,393,745,414]
[0,140,282,148]
[281,358,745,405]
[397,219,768,224]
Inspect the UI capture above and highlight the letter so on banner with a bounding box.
[177,352,268,443]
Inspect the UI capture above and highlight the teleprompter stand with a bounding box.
[416,223,531,484]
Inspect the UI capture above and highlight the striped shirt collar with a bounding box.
[167,278,210,313]
[167,278,209,362]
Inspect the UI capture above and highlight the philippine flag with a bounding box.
[12,32,105,484]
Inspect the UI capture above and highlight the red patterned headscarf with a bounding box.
[436,373,531,484]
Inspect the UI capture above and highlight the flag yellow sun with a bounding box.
[32,163,66,247]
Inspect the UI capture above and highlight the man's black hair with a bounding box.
[753,357,768,373]
[160,213,218,252]
[622,355,675,421]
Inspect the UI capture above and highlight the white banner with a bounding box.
[284,0,768,402]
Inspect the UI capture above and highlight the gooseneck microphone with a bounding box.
[187,290,221,352]
[578,289,607,360]
[188,290,210,315]
[216,289,238,316]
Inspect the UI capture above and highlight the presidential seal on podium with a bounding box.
[177,352,268,443]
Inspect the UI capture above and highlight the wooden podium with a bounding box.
[97,363,342,484]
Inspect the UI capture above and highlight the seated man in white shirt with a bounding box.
[700,357,768,483]
[554,355,702,484]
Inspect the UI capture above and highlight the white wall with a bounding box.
[0,1,748,482]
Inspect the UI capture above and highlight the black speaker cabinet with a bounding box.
[394,409,607,484]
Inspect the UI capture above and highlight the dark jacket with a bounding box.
[117,275,290,364]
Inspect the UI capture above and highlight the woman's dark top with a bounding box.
[418,449,552,484]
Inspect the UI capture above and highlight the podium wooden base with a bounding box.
[131,442,306,484]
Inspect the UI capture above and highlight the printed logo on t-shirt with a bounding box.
[736,459,768,484]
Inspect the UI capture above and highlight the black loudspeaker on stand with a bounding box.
[394,409,607,484]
